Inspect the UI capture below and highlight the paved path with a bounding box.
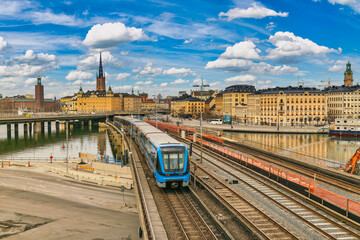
[169,117,328,134]
[0,165,139,240]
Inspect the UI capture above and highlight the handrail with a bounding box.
[106,121,156,239]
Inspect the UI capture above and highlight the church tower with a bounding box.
[344,61,353,87]
[96,53,106,91]
[35,75,44,111]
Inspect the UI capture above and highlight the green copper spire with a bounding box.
[37,75,41,85]
[345,61,353,74]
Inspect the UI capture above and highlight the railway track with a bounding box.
[189,140,360,240]
[162,188,221,240]
[191,161,299,240]
[223,140,360,196]
[129,131,230,240]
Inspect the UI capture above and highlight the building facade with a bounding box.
[248,87,327,126]
[222,85,255,118]
[171,96,204,117]
[0,75,59,115]
[123,93,141,112]
[326,62,360,121]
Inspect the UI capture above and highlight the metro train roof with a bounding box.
[116,115,142,123]
[133,121,150,127]
[138,125,163,135]
[147,133,181,146]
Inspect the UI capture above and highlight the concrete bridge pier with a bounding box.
[88,120,92,131]
[47,121,52,133]
[33,122,38,133]
[7,124,11,139]
[40,122,45,134]
[14,124,19,138]
[24,123,28,135]
[55,121,60,132]
[29,123,32,135]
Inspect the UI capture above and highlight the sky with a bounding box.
[0,0,360,98]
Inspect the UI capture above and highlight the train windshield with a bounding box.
[161,146,186,172]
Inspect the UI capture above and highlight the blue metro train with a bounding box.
[114,116,190,188]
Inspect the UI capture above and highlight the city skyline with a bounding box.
[0,0,360,98]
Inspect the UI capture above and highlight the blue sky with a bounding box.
[0,0,360,98]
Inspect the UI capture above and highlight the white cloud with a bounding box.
[25,77,37,85]
[266,31,341,60]
[328,60,348,72]
[14,50,57,65]
[266,22,276,31]
[328,0,360,13]
[83,22,149,48]
[66,70,93,81]
[171,79,189,85]
[160,82,168,87]
[135,80,152,85]
[205,58,298,75]
[113,85,139,92]
[209,81,220,87]
[220,41,261,60]
[258,80,272,85]
[116,73,131,80]
[73,80,83,85]
[120,51,129,55]
[0,36,9,51]
[225,75,257,82]
[78,51,123,70]
[0,64,43,77]
[184,39,193,44]
[31,9,78,26]
[138,62,163,76]
[163,67,195,76]
[219,3,288,21]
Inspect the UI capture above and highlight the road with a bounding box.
[0,166,139,240]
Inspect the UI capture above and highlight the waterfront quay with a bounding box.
[1,116,360,239]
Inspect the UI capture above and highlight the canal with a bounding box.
[0,123,115,162]
[223,132,360,168]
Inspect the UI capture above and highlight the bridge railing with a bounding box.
[0,157,66,162]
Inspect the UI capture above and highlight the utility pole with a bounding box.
[193,79,210,163]
[66,121,69,173]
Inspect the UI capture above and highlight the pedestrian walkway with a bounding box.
[171,117,328,134]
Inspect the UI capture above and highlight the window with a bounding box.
[161,147,186,172]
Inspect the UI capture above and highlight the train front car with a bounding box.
[156,143,190,188]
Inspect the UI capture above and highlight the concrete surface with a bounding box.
[0,165,139,240]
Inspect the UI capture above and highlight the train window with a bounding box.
[161,147,185,172]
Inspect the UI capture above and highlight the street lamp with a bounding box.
[152,95,158,128]
[193,80,210,163]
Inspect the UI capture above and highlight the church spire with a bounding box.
[99,52,104,78]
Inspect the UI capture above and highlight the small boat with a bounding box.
[329,118,360,137]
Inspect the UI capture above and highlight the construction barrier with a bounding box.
[77,165,94,172]
[146,121,359,217]
[311,186,360,216]
[190,135,360,216]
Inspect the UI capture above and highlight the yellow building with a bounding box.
[141,99,156,112]
[124,94,141,112]
[60,96,74,113]
[171,97,204,117]
[246,93,261,124]
[76,86,123,113]
[326,62,360,121]
[249,87,327,126]
[212,93,223,116]
[223,85,255,118]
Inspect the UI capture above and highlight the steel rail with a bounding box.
[191,162,299,240]
[190,142,360,240]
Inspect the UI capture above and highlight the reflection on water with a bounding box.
[0,123,114,160]
[224,132,360,166]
